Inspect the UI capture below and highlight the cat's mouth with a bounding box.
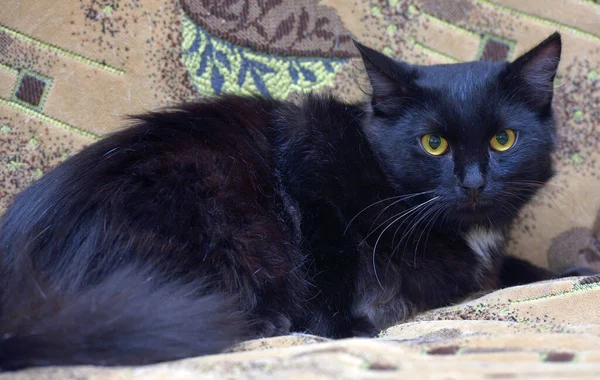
[454,195,515,226]
[455,198,495,218]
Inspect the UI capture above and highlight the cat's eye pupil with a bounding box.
[496,131,509,146]
[428,135,442,150]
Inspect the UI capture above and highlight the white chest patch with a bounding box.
[464,227,503,269]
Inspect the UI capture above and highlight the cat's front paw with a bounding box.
[249,311,292,338]
[351,317,380,338]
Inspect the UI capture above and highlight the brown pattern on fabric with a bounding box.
[180,0,357,58]
[426,345,460,355]
[553,57,600,175]
[0,111,90,211]
[420,0,474,23]
[543,351,575,362]
[71,0,144,67]
[0,31,59,75]
[481,38,511,61]
[143,0,196,104]
[81,0,128,37]
[548,209,600,272]
[15,74,46,106]
[579,275,600,285]
[0,30,14,56]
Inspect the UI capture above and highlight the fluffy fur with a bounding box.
[0,33,593,371]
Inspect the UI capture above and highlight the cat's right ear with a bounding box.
[353,41,416,110]
[503,33,562,111]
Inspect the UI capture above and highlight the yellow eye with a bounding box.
[421,134,448,156]
[490,129,516,152]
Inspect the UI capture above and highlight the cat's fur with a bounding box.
[0,33,592,371]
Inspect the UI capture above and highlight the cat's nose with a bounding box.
[462,177,485,192]
[461,181,485,198]
[461,167,485,195]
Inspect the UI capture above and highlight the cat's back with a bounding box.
[0,96,314,369]
[0,95,294,280]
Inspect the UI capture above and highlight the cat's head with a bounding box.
[355,33,562,227]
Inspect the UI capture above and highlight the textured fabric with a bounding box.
[6,276,600,379]
[0,0,599,377]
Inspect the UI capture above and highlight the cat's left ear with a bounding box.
[504,32,562,110]
[353,40,417,110]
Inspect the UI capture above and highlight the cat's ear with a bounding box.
[504,32,562,110]
[353,40,416,110]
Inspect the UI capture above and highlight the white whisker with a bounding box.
[371,196,439,290]
[343,190,434,235]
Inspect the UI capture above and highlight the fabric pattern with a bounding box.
[181,15,345,98]
[0,0,599,377]
[6,276,600,378]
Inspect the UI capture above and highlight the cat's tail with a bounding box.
[0,263,247,371]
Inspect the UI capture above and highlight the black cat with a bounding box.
[0,32,592,371]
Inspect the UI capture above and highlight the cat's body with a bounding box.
[0,33,592,371]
